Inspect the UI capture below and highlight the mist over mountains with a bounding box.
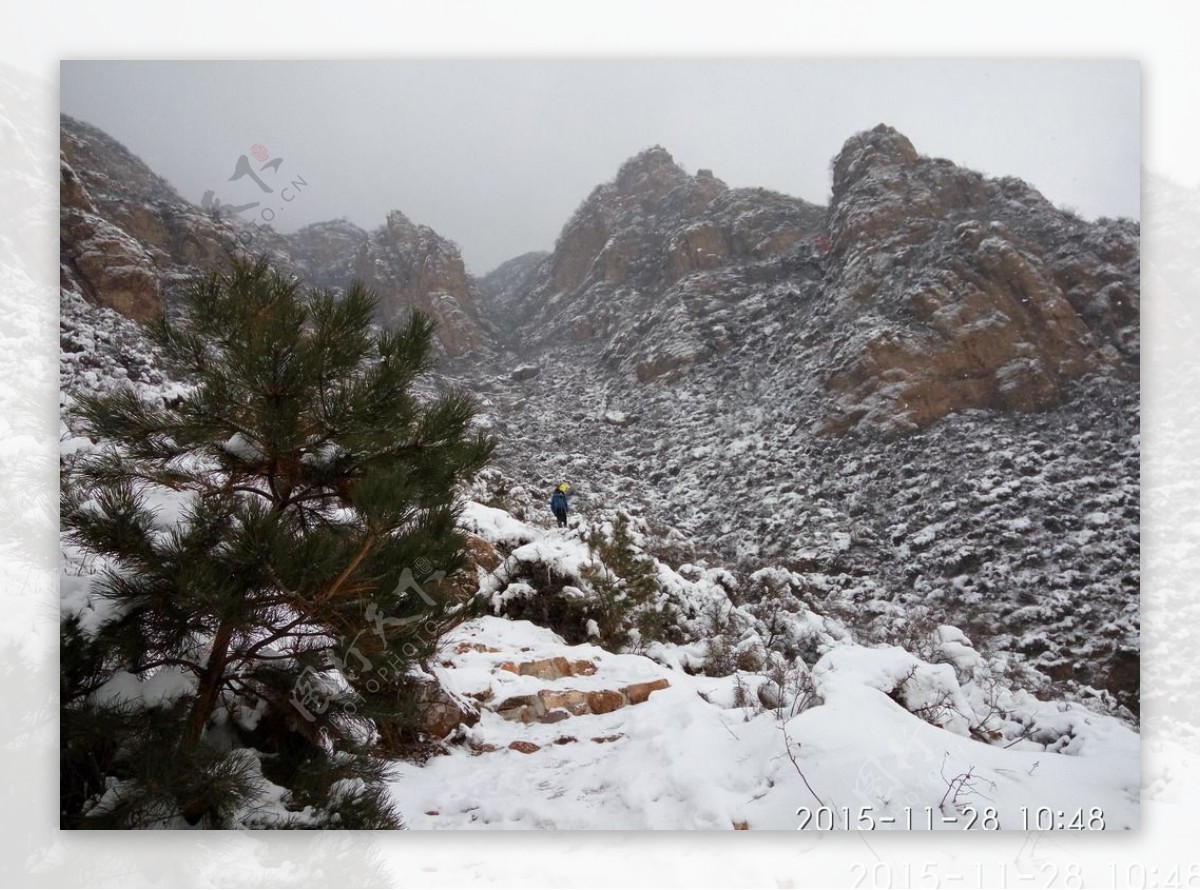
[56,107,1144,829]
[59,113,1140,712]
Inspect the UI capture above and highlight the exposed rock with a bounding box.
[498,656,596,680]
[411,674,480,739]
[516,656,573,680]
[830,123,920,202]
[60,177,163,321]
[61,115,244,290]
[349,209,488,357]
[537,689,589,715]
[59,115,251,320]
[477,251,550,317]
[622,678,670,704]
[284,218,368,290]
[816,123,1137,435]
[495,693,543,723]
[59,155,94,213]
[511,364,540,382]
[59,114,491,357]
[485,145,825,366]
[585,690,627,714]
[463,534,504,575]
[602,410,634,427]
[507,740,541,754]
[493,680,663,722]
[452,641,501,655]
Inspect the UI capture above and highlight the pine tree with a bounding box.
[581,511,672,648]
[60,258,494,828]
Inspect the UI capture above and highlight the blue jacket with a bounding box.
[550,491,569,513]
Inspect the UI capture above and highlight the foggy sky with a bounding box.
[60,60,1139,275]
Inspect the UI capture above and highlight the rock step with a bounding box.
[493,678,670,724]
[497,655,597,680]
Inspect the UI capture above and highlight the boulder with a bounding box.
[602,410,635,427]
[412,675,480,738]
[495,693,544,723]
[622,678,670,704]
[538,689,589,715]
[518,656,574,680]
[586,690,628,714]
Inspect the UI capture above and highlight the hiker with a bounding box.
[550,482,571,528]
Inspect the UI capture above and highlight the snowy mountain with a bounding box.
[57,114,1141,829]
[59,114,490,357]
[463,126,1139,716]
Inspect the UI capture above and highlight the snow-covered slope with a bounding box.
[57,114,1141,830]
[390,508,1138,830]
[463,126,1139,716]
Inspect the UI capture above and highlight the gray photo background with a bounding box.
[0,47,1191,888]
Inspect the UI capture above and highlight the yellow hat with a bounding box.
[558,483,571,492]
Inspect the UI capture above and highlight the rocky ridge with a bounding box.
[481,146,827,383]
[60,115,243,320]
[57,116,1141,713]
[59,115,489,356]
[462,126,1139,711]
[817,124,1138,434]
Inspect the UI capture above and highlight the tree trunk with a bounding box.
[183,621,236,748]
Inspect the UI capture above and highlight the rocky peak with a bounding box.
[348,210,488,358]
[385,208,418,240]
[58,115,491,357]
[492,147,821,354]
[830,123,920,199]
[283,218,368,291]
[612,145,690,199]
[815,125,1138,435]
[60,113,182,207]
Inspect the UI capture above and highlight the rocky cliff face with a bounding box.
[479,128,1138,437]
[347,210,489,358]
[817,124,1138,435]
[477,250,549,317]
[482,146,826,382]
[59,116,491,356]
[282,218,368,291]
[60,115,244,319]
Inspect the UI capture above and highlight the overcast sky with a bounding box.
[60,60,1139,275]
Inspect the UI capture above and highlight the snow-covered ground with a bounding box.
[389,509,1139,831]
[390,614,1137,830]
[54,187,1142,834]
